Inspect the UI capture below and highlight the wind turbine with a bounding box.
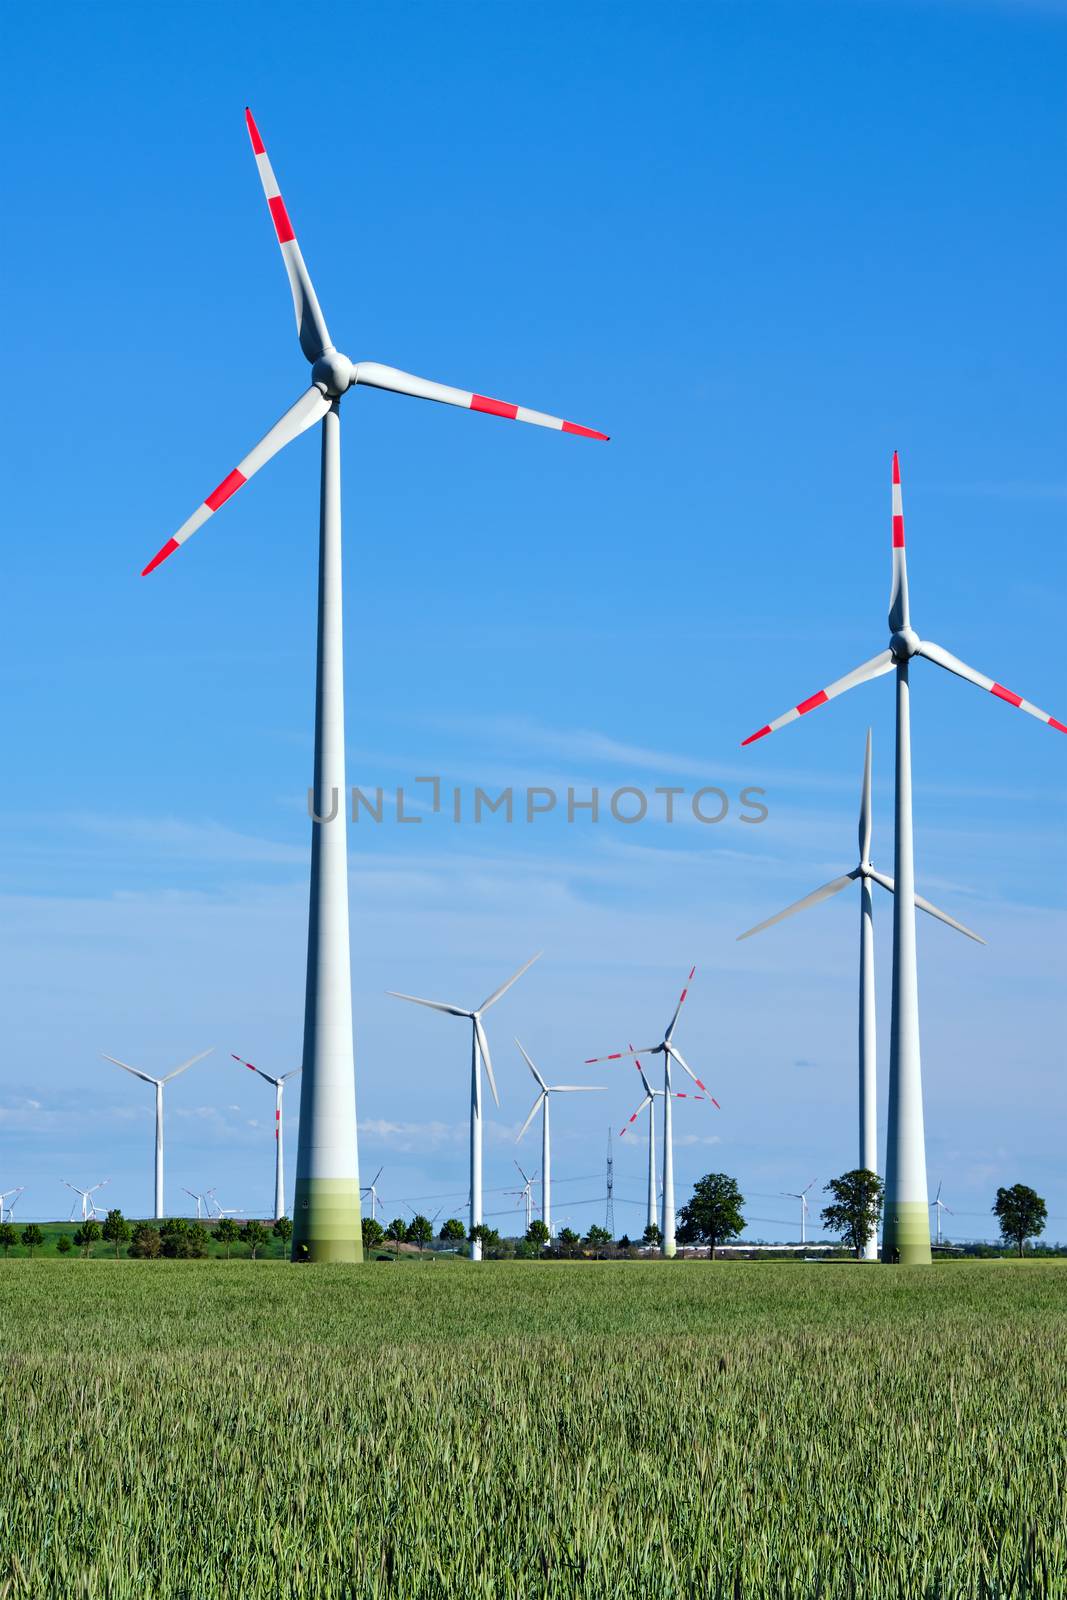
[618,1049,709,1236]
[737,729,984,1260]
[0,1188,24,1224]
[64,1179,110,1223]
[360,1168,384,1224]
[182,1188,208,1220]
[742,452,1063,1264]
[515,1039,605,1239]
[930,1180,954,1247]
[388,955,541,1260]
[586,969,718,1257]
[205,1189,242,1220]
[141,111,607,1263]
[231,1054,301,1220]
[783,1180,816,1245]
[101,1050,212,1220]
[511,1162,537,1233]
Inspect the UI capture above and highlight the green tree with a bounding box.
[584,1225,612,1259]
[215,1217,240,1259]
[56,1234,73,1255]
[406,1214,433,1252]
[0,1223,17,1257]
[556,1227,580,1258]
[362,1217,384,1250]
[272,1216,293,1252]
[20,1224,45,1257]
[642,1223,663,1250]
[73,1220,101,1258]
[821,1170,884,1259]
[618,1234,632,1251]
[386,1217,407,1257]
[102,1209,131,1260]
[187,1224,209,1259]
[993,1184,1047,1257]
[241,1219,270,1260]
[469,1224,500,1256]
[439,1218,466,1243]
[677,1173,745,1258]
[525,1220,550,1249]
[128,1223,162,1259]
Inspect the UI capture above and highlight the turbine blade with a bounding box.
[736,873,857,940]
[666,1044,711,1097]
[868,868,985,943]
[100,1054,159,1087]
[244,108,332,363]
[620,1095,653,1134]
[583,1046,658,1064]
[664,966,696,1041]
[279,1068,302,1082]
[352,363,608,441]
[741,651,895,746]
[859,728,873,863]
[516,1094,545,1143]
[474,1016,500,1109]
[514,1038,549,1092]
[547,1085,607,1093]
[231,1052,279,1086]
[479,952,542,1013]
[385,991,471,1018]
[888,449,910,632]
[163,1048,214,1083]
[141,387,331,575]
[917,640,1066,735]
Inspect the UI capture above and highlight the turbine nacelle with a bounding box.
[311,350,354,397]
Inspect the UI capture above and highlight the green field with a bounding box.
[1,1260,1064,1598]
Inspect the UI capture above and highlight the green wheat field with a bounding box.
[1,1260,1064,1598]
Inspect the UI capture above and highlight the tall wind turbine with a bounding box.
[231,1054,301,1220]
[586,969,718,1257]
[737,729,984,1260]
[141,112,607,1263]
[783,1180,816,1245]
[101,1050,212,1219]
[618,1051,709,1237]
[514,1040,604,1238]
[930,1180,954,1247]
[64,1179,110,1223]
[742,452,1063,1264]
[388,955,541,1260]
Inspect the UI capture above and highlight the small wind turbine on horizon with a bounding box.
[618,1048,710,1236]
[930,1180,954,1247]
[586,969,718,1257]
[783,1179,817,1245]
[515,1039,605,1239]
[64,1179,110,1223]
[388,955,541,1260]
[182,1188,208,1220]
[205,1189,242,1220]
[737,729,984,1260]
[231,1055,301,1220]
[141,109,608,1262]
[101,1050,213,1220]
[741,451,1063,1264]
[0,1188,25,1224]
[360,1168,384,1224]
[510,1162,537,1233]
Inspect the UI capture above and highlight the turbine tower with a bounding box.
[388,956,541,1260]
[231,1055,301,1220]
[140,112,607,1263]
[737,730,984,1259]
[586,969,718,1257]
[101,1051,212,1220]
[619,1052,708,1238]
[514,1040,604,1239]
[742,452,1063,1264]
[783,1180,816,1245]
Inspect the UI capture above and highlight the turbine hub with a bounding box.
[890,625,920,661]
[311,350,354,398]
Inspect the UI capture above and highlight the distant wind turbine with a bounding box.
[388,955,541,1260]
[0,1188,25,1224]
[231,1054,301,1220]
[360,1168,384,1224]
[783,1180,817,1245]
[511,1162,537,1233]
[619,1049,709,1236]
[930,1180,954,1247]
[101,1050,213,1219]
[64,1179,110,1223]
[514,1039,604,1239]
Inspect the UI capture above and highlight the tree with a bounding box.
[21,1224,45,1257]
[128,1224,162,1259]
[241,1219,271,1260]
[0,1223,17,1257]
[993,1184,1047,1257]
[187,1224,210,1259]
[618,1234,632,1251]
[468,1224,500,1256]
[215,1217,240,1259]
[102,1209,131,1260]
[556,1227,580,1258]
[677,1173,745,1258]
[439,1218,466,1243]
[406,1214,433,1252]
[56,1234,73,1255]
[525,1220,550,1249]
[821,1170,884,1260]
[584,1225,612,1259]
[642,1223,663,1250]
[362,1217,384,1250]
[73,1220,102,1258]
[273,1216,293,1251]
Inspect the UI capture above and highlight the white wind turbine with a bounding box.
[586,969,718,1257]
[182,1188,208,1220]
[0,1188,24,1223]
[737,729,984,1260]
[141,111,608,1263]
[618,1049,710,1237]
[388,956,541,1261]
[783,1179,817,1245]
[930,1180,954,1247]
[515,1040,605,1239]
[360,1168,384,1224]
[742,452,1063,1264]
[231,1054,301,1220]
[205,1189,242,1221]
[511,1162,537,1233]
[64,1179,110,1223]
[101,1050,212,1220]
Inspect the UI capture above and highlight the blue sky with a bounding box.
[2,0,1064,1242]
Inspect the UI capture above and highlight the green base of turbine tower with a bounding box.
[291,1178,364,1262]
[881,1200,932,1265]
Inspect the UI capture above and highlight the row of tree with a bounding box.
[0,1211,294,1259]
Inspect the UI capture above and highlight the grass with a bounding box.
[0,1260,1064,1598]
